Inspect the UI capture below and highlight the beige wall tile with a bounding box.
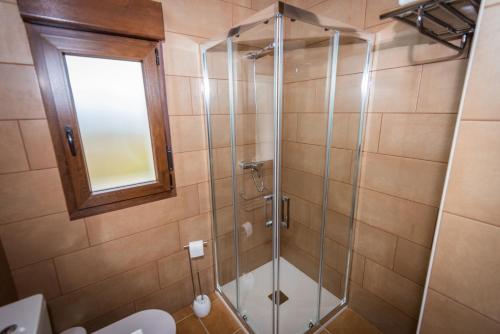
[356,188,437,247]
[170,115,206,153]
[368,66,421,114]
[329,148,353,183]
[378,113,456,162]
[429,213,500,321]
[198,182,211,213]
[351,252,366,285]
[363,260,423,319]
[349,282,417,334]
[283,168,323,205]
[163,32,205,77]
[0,64,45,120]
[309,0,366,28]
[338,42,369,76]
[283,141,325,176]
[0,3,32,64]
[462,4,500,120]
[394,238,430,285]
[325,210,350,247]
[327,180,354,216]
[163,0,232,38]
[232,5,257,25]
[284,80,317,113]
[165,76,192,116]
[174,150,209,187]
[1,212,88,269]
[421,289,500,334]
[55,223,179,293]
[158,246,212,288]
[209,114,230,148]
[135,266,213,314]
[360,153,447,207]
[18,120,57,169]
[49,263,159,332]
[179,212,212,246]
[82,303,135,333]
[332,112,361,150]
[363,113,382,153]
[85,185,199,244]
[296,112,328,145]
[364,0,398,28]
[354,222,397,268]
[12,260,60,300]
[370,22,463,71]
[251,0,274,10]
[417,60,467,114]
[335,73,363,113]
[445,121,500,226]
[0,121,29,173]
[0,169,66,224]
[189,77,207,115]
[232,0,252,8]
[283,113,298,141]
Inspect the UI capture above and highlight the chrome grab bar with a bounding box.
[264,194,290,229]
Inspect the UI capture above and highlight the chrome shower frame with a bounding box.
[201,2,374,333]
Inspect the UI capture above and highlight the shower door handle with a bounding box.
[281,195,290,229]
[264,195,290,229]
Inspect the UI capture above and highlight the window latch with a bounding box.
[64,125,77,156]
[155,48,160,65]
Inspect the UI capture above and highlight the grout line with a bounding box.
[0,61,34,66]
[198,317,210,334]
[460,118,500,122]
[15,120,32,170]
[442,210,500,230]
[0,210,68,228]
[428,288,500,325]
[283,164,442,210]
[375,113,383,152]
[0,166,58,177]
[413,64,424,113]
[391,237,399,270]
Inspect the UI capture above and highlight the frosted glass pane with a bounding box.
[65,55,156,192]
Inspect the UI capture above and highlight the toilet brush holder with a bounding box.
[193,294,211,318]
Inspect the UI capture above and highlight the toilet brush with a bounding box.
[192,271,211,318]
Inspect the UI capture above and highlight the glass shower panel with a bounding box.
[231,21,276,334]
[203,39,238,305]
[280,18,341,332]
[320,36,371,318]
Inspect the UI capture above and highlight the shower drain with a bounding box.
[267,290,289,305]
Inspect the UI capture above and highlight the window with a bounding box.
[20,0,175,219]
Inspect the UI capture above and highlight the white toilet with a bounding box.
[0,295,176,334]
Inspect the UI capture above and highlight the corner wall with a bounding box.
[420,1,500,332]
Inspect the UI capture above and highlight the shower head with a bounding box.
[244,42,275,60]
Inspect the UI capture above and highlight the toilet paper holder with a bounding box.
[184,240,209,300]
[183,240,209,250]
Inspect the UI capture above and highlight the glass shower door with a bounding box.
[203,17,279,334]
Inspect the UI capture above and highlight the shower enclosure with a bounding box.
[201,2,372,333]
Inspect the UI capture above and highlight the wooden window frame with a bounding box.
[20,0,176,219]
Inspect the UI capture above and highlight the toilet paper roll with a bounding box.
[241,222,253,237]
[188,240,204,258]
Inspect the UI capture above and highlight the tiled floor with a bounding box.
[319,308,382,334]
[173,293,246,334]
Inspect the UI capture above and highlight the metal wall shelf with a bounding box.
[380,0,480,54]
